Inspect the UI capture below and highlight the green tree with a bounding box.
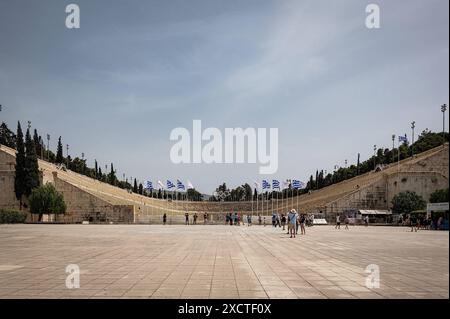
[108,163,117,185]
[429,188,449,203]
[33,129,42,159]
[133,178,138,193]
[187,188,203,201]
[391,191,426,215]
[56,136,63,164]
[24,127,40,196]
[28,183,66,222]
[0,122,16,148]
[14,122,26,209]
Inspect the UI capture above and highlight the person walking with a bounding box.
[258,214,262,226]
[281,214,286,231]
[364,215,369,227]
[185,212,189,225]
[288,209,298,238]
[204,212,208,225]
[163,213,167,225]
[344,216,349,230]
[335,214,341,230]
[410,215,417,232]
[286,211,291,234]
[247,214,252,226]
[272,212,276,227]
[193,213,198,225]
[300,214,306,235]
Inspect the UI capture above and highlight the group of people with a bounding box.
[270,210,309,238]
[162,212,210,225]
[400,214,446,232]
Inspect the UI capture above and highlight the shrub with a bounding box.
[28,183,66,221]
[0,209,28,223]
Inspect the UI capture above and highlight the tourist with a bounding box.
[258,214,262,225]
[335,214,341,230]
[344,216,349,230]
[193,213,198,225]
[263,216,266,227]
[288,209,297,238]
[163,213,167,225]
[437,216,443,230]
[364,215,369,227]
[275,213,281,228]
[410,215,417,232]
[281,214,286,230]
[300,214,306,235]
[247,214,252,226]
[272,212,276,227]
[204,212,208,225]
[185,212,189,225]
[286,211,291,234]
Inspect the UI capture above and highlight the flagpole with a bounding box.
[251,187,254,217]
[397,137,400,187]
[261,190,264,217]
[256,186,259,220]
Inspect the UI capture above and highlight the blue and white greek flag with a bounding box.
[262,180,271,189]
[166,180,175,189]
[272,180,280,189]
[292,180,305,189]
[176,179,185,190]
[145,181,153,190]
[398,135,408,143]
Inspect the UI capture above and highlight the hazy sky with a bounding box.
[0,0,448,193]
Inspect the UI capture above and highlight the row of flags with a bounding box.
[255,179,306,190]
[143,179,306,191]
[145,180,194,191]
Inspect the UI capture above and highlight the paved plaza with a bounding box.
[0,224,448,299]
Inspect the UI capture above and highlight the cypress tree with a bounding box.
[56,136,63,164]
[33,129,41,158]
[24,127,40,196]
[0,122,16,148]
[109,163,117,185]
[133,178,138,193]
[138,183,143,195]
[14,122,26,208]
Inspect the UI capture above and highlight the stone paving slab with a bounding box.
[0,224,448,299]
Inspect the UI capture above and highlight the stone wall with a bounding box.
[53,173,135,223]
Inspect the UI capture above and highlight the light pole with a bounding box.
[411,121,415,156]
[46,134,50,160]
[442,104,447,146]
[373,145,377,170]
[391,134,395,163]
[66,144,69,168]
